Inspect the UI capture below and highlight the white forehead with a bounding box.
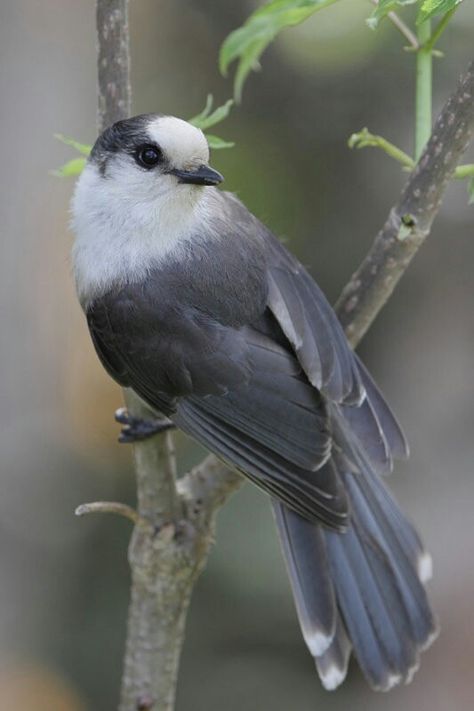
[146,116,209,167]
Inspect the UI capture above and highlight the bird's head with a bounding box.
[86,113,223,199]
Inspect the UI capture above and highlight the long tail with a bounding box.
[272,435,438,690]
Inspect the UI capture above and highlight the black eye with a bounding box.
[135,144,163,168]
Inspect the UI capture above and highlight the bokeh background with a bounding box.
[1,1,474,709]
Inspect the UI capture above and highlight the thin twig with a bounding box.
[349,128,415,170]
[75,501,139,523]
[424,8,458,53]
[387,11,419,49]
[348,127,474,181]
[370,0,419,50]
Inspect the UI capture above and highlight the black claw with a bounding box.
[114,408,176,443]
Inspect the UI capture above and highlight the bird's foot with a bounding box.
[115,408,176,443]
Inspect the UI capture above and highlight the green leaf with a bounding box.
[348,127,415,169]
[417,0,462,24]
[188,96,235,150]
[188,94,214,127]
[220,0,342,101]
[51,157,87,177]
[54,134,91,156]
[189,96,234,131]
[205,134,235,150]
[368,0,418,29]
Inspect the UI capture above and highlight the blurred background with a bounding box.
[1,1,474,708]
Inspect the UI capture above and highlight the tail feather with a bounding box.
[359,467,432,584]
[273,502,336,656]
[273,444,437,690]
[325,527,414,689]
[315,614,351,690]
[349,471,436,647]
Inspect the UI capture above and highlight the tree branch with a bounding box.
[337,60,474,347]
[95,8,241,710]
[92,4,474,708]
[96,0,131,130]
[96,3,191,709]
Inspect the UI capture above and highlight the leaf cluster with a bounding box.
[220,0,340,102]
[220,0,464,99]
[369,0,463,28]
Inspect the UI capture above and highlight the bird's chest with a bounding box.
[139,236,268,328]
[88,239,268,390]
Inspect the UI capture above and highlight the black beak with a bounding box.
[168,164,224,186]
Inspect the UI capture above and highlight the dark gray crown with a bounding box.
[90,113,162,170]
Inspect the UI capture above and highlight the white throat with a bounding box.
[71,162,215,306]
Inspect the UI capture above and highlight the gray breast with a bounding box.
[153,225,268,327]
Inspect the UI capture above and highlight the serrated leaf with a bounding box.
[417,0,462,24]
[205,134,235,150]
[54,134,91,156]
[51,157,87,177]
[368,0,418,29]
[220,0,341,101]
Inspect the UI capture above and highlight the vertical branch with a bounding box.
[95,11,242,711]
[96,0,131,130]
[94,3,223,710]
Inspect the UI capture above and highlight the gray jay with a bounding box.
[71,114,437,691]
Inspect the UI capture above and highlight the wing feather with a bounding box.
[265,235,364,405]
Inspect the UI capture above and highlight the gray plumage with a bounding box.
[73,114,438,691]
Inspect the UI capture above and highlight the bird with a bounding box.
[71,113,438,691]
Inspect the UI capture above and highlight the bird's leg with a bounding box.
[115,407,176,444]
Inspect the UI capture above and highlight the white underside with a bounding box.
[71,161,221,306]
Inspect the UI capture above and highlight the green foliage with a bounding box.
[417,0,463,24]
[367,0,463,28]
[189,95,233,130]
[54,134,92,156]
[51,157,87,177]
[205,135,235,149]
[219,0,341,101]
[367,0,417,29]
[348,128,415,170]
[53,134,91,177]
[188,95,235,148]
